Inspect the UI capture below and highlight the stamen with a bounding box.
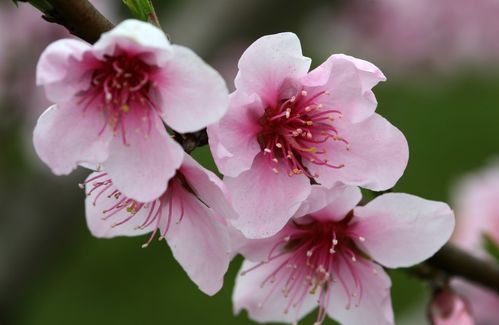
[78,53,157,144]
[246,218,368,324]
[257,88,347,177]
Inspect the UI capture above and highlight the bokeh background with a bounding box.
[1,0,498,324]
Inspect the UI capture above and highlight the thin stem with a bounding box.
[426,243,499,294]
[37,0,113,43]
[146,0,161,28]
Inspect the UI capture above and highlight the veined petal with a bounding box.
[352,193,455,268]
[180,154,238,221]
[294,185,362,221]
[164,185,231,296]
[33,104,111,175]
[235,32,311,107]
[227,154,311,239]
[84,172,155,238]
[157,45,229,133]
[207,92,263,177]
[233,258,318,323]
[309,113,409,191]
[93,19,173,65]
[36,38,93,103]
[103,115,183,202]
[327,261,394,325]
[301,54,386,123]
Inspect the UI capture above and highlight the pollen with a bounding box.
[78,52,158,145]
[257,88,348,178]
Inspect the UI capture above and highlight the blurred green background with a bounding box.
[1,1,498,324]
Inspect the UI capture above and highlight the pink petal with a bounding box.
[84,173,155,238]
[227,154,311,239]
[207,93,263,177]
[327,261,394,325]
[429,287,474,325]
[36,39,93,103]
[301,54,386,123]
[451,164,499,255]
[233,258,318,323]
[353,193,455,268]
[33,104,111,175]
[164,185,231,296]
[451,277,499,325]
[309,113,409,191]
[103,115,183,203]
[155,44,229,133]
[93,19,173,66]
[234,32,311,107]
[179,154,238,221]
[294,185,362,221]
[235,224,296,263]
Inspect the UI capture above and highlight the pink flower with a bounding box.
[428,288,474,325]
[233,186,454,325]
[450,278,498,325]
[450,164,499,324]
[208,32,408,238]
[452,164,499,255]
[82,154,236,295]
[34,19,228,202]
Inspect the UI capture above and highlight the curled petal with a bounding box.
[207,93,263,177]
[36,39,93,102]
[301,54,386,123]
[235,32,311,107]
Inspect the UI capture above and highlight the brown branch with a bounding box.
[42,0,114,44]
[173,130,208,154]
[427,243,499,294]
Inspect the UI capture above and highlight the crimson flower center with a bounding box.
[79,53,159,144]
[257,89,349,178]
[241,217,370,325]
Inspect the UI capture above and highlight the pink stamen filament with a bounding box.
[82,174,190,248]
[240,218,368,325]
[258,88,349,177]
[78,52,159,144]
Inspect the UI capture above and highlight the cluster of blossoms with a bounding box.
[33,19,456,324]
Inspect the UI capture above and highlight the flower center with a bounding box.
[80,172,184,248]
[240,216,369,325]
[257,89,349,178]
[78,53,159,145]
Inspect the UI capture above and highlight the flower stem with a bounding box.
[425,243,499,294]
